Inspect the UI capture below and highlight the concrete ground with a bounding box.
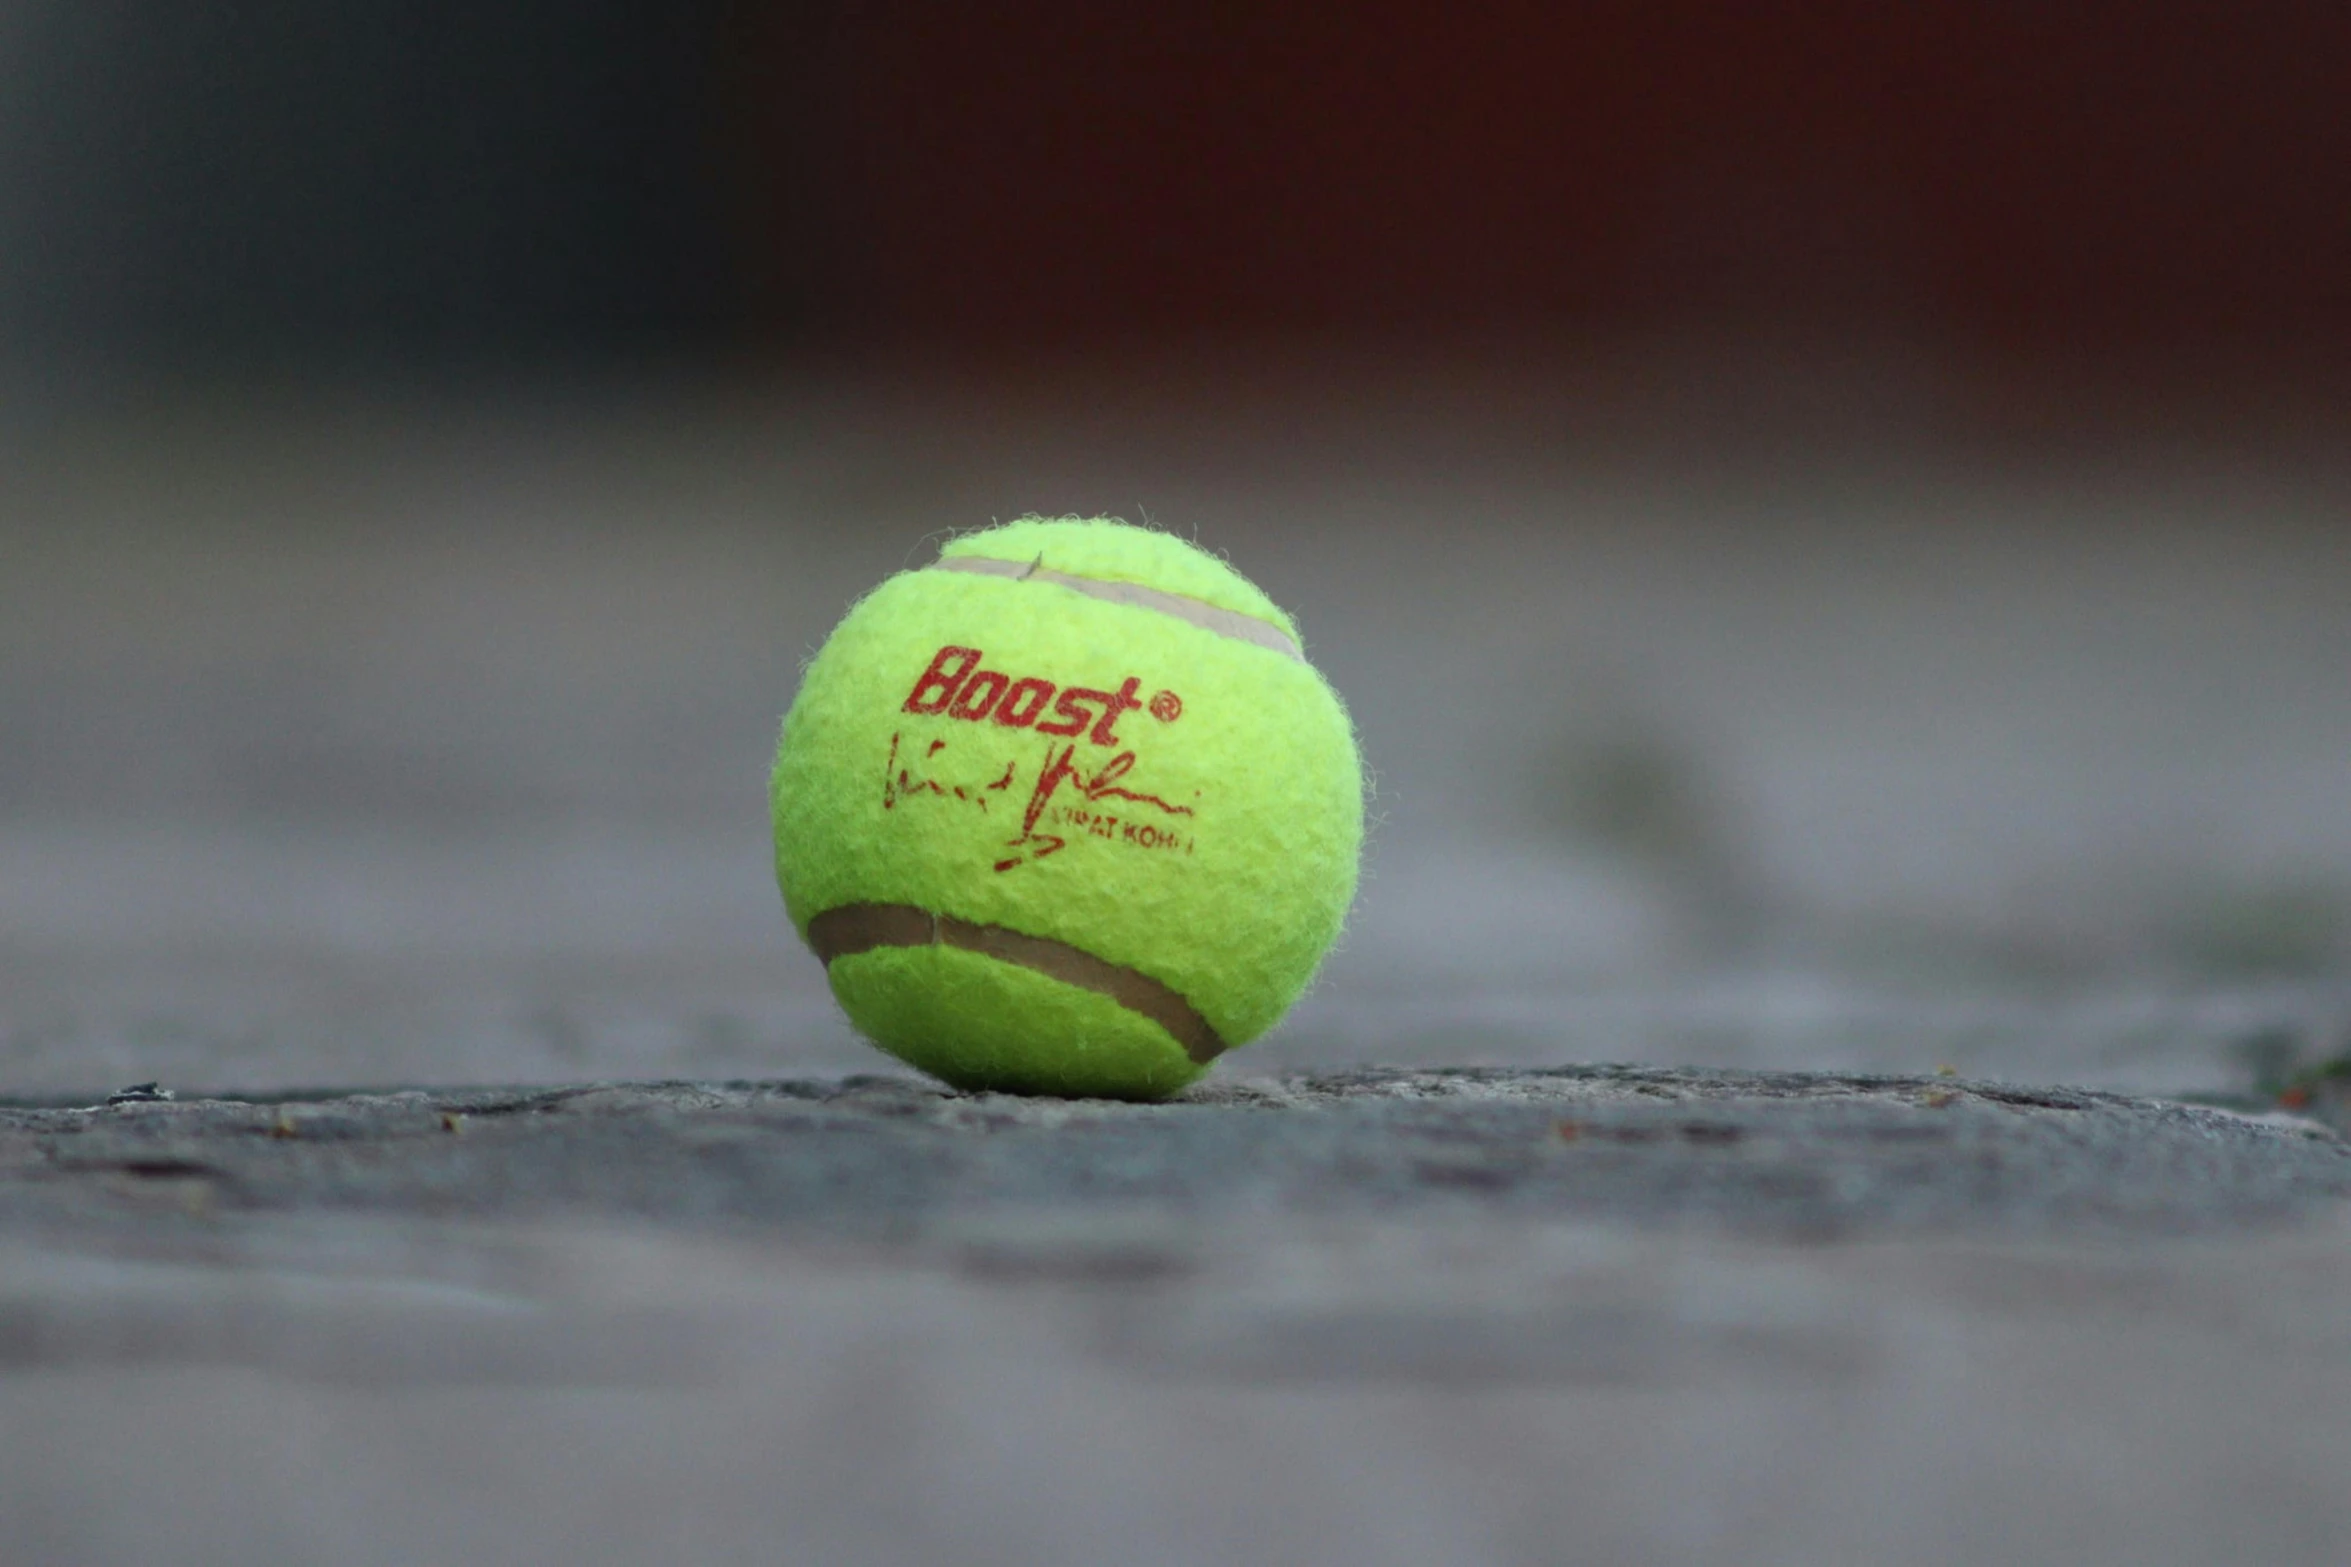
[3,1067,2350,1567]
[6,375,2351,1563]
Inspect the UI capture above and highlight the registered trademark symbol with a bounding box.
[1149,690,1183,722]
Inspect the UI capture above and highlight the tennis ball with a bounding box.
[771,516,1362,1100]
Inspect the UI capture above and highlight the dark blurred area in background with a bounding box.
[5,2,2347,383]
[1,0,738,371]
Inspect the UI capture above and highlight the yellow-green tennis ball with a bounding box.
[771,516,1362,1100]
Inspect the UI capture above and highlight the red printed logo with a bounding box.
[902,645,1178,748]
[885,646,1201,873]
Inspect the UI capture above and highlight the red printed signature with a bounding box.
[880,730,1197,873]
[994,743,1195,871]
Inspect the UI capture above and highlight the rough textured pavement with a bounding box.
[10,393,2351,1563]
[5,1067,2346,1238]
[5,1066,2351,1567]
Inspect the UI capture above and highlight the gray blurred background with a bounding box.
[4,1,2350,1098]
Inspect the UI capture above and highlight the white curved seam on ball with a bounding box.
[929,555,1304,661]
[804,902,1228,1064]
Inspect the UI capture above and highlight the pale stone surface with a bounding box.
[2,1069,2349,1565]
[3,1067,2346,1238]
[9,390,2351,1564]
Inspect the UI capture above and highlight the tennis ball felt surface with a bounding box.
[771,517,1362,1099]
